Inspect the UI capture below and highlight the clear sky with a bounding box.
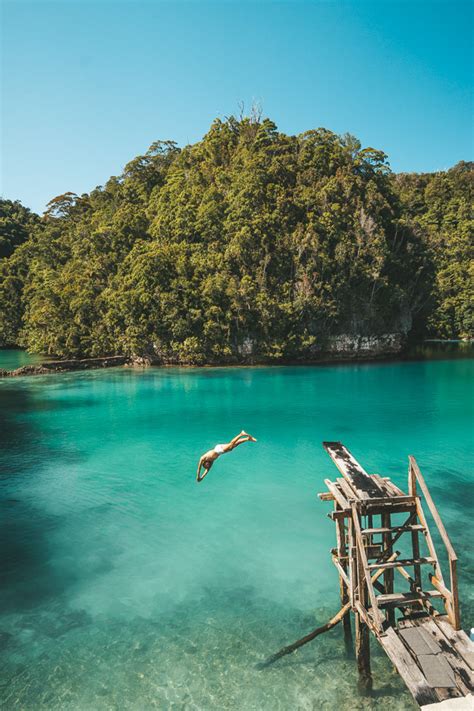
[1,0,473,214]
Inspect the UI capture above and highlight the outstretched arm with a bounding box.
[196,457,204,481]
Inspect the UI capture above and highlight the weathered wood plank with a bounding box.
[435,617,474,673]
[318,491,334,501]
[324,479,349,510]
[368,557,435,570]
[381,476,407,496]
[400,627,439,655]
[323,442,384,498]
[362,524,424,535]
[372,474,399,498]
[361,495,416,508]
[376,591,443,608]
[336,477,359,503]
[417,654,457,688]
[380,627,440,706]
[418,619,474,695]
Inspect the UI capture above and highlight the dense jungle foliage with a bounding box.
[0,117,472,363]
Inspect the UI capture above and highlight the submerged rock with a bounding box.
[1,356,129,378]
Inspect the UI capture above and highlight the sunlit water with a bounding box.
[1,358,473,710]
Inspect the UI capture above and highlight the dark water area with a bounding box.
[0,352,473,709]
[403,340,474,361]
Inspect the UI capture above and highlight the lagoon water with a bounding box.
[1,356,473,710]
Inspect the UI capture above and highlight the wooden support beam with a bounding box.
[335,511,352,648]
[382,510,395,627]
[351,504,384,632]
[355,610,372,690]
[259,552,400,668]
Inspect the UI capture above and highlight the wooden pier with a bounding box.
[318,442,473,709]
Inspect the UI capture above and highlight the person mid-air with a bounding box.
[196,431,257,482]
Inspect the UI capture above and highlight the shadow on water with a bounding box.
[0,385,95,613]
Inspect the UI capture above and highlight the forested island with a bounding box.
[0,116,472,366]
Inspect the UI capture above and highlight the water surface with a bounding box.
[0,349,45,371]
[1,359,473,709]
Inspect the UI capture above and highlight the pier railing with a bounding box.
[408,456,460,630]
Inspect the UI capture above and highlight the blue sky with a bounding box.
[1,0,473,214]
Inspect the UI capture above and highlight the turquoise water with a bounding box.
[1,360,473,710]
[0,349,46,371]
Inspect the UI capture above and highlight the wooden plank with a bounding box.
[318,491,334,501]
[380,627,439,706]
[368,557,435,570]
[400,627,439,655]
[336,477,359,503]
[435,617,474,672]
[381,476,407,496]
[372,474,398,498]
[332,554,351,590]
[359,502,418,516]
[324,479,349,510]
[377,591,443,608]
[362,524,424,535]
[361,495,416,508]
[417,619,474,695]
[323,442,383,498]
[417,655,457,689]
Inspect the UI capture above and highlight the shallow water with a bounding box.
[0,349,45,371]
[1,360,473,710]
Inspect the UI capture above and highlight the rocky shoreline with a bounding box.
[0,355,129,378]
[0,334,407,377]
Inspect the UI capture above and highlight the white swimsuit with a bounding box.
[214,444,225,455]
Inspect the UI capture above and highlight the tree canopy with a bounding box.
[0,117,471,362]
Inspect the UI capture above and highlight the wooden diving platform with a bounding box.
[318,442,474,709]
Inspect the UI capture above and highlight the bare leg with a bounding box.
[223,434,256,453]
[228,431,248,447]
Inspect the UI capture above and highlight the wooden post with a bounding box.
[381,511,395,626]
[408,459,422,592]
[336,513,353,651]
[354,511,372,690]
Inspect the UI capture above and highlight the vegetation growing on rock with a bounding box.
[0,117,472,362]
